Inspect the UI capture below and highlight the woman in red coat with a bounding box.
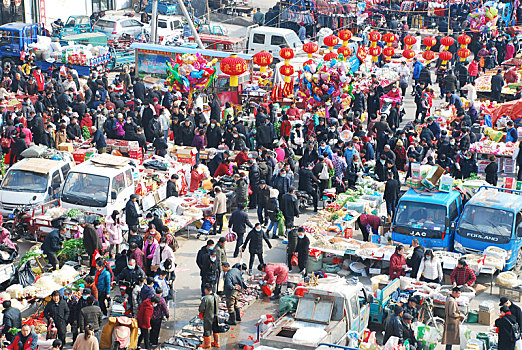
[137,296,159,350]
[467,60,479,83]
[389,245,406,279]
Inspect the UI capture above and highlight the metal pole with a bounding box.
[150,0,158,44]
[177,0,204,49]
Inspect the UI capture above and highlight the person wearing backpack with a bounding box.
[495,305,519,350]
[313,155,331,198]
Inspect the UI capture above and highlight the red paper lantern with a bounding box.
[368,46,382,57]
[423,36,437,49]
[440,36,455,48]
[279,47,295,61]
[303,42,319,58]
[253,51,273,73]
[422,50,435,62]
[403,35,417,47]
[368,31,381,42]
[220,54,248,87]
[458,34,471,46]
[323,35,340,49]
[457,48,471,61]
[383,33,396,45]
[383,46,395,58]
[324,52,339,61]
[402,49,415,60]
[338,30,353,43]
[279,64,294,83]
[337,46,352,59]
[439,51,453,63]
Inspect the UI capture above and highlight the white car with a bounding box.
[93,16,150,40]
[156,15,184,45]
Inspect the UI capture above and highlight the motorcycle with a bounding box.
[111,316,133,350]
[110,281,131,316]
[3,204,32,241]
[296,191,313,213]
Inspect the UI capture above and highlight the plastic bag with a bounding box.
[279,295,299,314]
[515,339,522,350]
[17,261,35,287]
[226,230,237,242]
[291,254,298,266]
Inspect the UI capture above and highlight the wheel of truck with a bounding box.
[2,58,15,70]
[515,249,522,271]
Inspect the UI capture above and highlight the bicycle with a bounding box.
[418,297,445,332]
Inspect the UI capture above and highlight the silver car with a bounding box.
[93,16,149,39]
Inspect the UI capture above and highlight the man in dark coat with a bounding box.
[248,159,261,210]
[383,305,404,345]
[166,174,179,198]
[491,69,505,102]
[207,120,223,148]
[66,117,82,141]
[180,119,195,146]
[198,247,220,296]
[500,297,522,330]
[257,181,270,225]
[298,163,320,212]
[406,239,425,278]
[242,223,272,271]
[42,226,63,270]
[256,119,275,149]
[2,300,21,342]
[29,113,44,145]
[295,229,310,275]
[443,70,458,93]
[196,240,215,295]
[299,143,319,168]
[43,291,70,345]
[286,227,299,269]
[133,77,146,102]
[384,172,400,218]
[141,102,155,142]
[229,203,253,258]
[79,218,102,275]
[281,187,299,231]
[125,194,140,231]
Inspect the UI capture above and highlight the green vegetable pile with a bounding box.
[57,238,84,261]
[82,126,91,140]
[67,209,83,218]
[18,251,42,268]
[9,328,20,335]
[467,173,480,180]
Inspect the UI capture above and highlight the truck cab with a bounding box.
[392,189,463,250]
[0,23,39,68]
[61,15,92,36]
[246,26,303,59]
[0,157,74,217]
[60,155,137,216]
[259,281,370,350]
[454,186,522,270]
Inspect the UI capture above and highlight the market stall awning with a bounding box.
[129,43,253,60]
[492,99,522,124]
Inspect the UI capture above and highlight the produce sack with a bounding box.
[20,145,46,158]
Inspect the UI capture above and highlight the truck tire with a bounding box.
[2,58,15,70]
[515,249,522,271]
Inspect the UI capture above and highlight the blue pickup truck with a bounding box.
[0,23,111,76]
[392,189,464,250]
[453,186,522,271]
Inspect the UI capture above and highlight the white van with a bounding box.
[246,26,303,58]
[60,155,137,216]
[0,157,74,216]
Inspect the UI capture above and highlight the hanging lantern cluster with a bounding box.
[457,34,471,62]
[368,31,381,63]
[403,35,417,60]
[220,54,247,87]
[422,36,437,64]
[382,33,395,61]
[252,51,273,73]
[279,47,295,83]
[439,36,454,66]
[339,30,352,46]
[303,42,318,65]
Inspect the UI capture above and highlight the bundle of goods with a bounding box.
[496,271,521,288]
[434,251,461,269]
[433,285,474,306]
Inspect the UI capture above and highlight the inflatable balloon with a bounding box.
[165,54,217,93]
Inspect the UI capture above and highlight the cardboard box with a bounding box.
[411,162,421,179]
[478,310,496,325]
[505,159,516,173]
[439,175,454,192]
[58,143,73,152]
[505,177,515,189]
[177,154,196,166]
[406,178,422,189]
[425,165,445,187]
